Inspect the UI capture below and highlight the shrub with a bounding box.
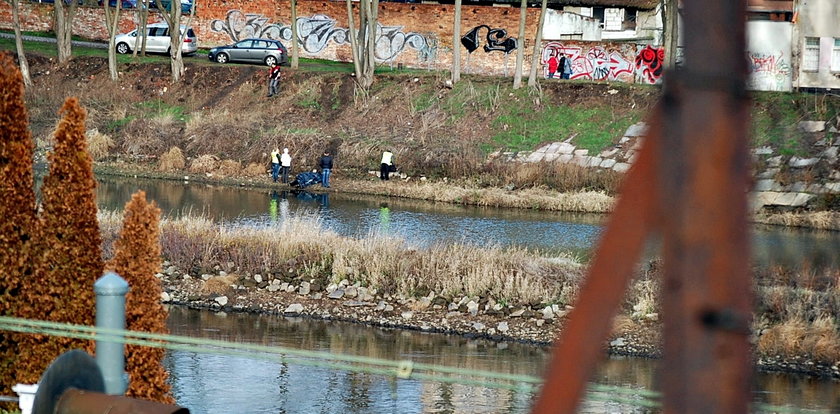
[188,154,219,173]
[86,128,114,160]
[159,146,186,172]
[242,162,267,177]
[217,159,242,176]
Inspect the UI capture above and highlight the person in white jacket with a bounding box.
[280,148,292,184]
[380,150,394,180]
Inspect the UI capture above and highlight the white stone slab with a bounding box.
[612,163,631,173]
[599,158,617,169]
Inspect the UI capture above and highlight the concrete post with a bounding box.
[94,272,129,395]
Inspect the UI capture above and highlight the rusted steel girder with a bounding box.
[54,389,189,414]
[531,0,752,412]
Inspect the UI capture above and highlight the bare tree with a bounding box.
[155,0,195,82]
[133,0,150,57]
[54,0,79,64]
[104,0,122,80]
[347,0,378,90]
[451,0,462,84]
[512,0,527,89]
[345,0,361,77]
[661,0,679,68]
[7,0,31,86]
[526,0,548,86]
[290,0,299,68]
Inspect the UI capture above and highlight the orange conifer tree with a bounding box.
[15,98,104,384]
[0,54,38,393]
[109,190,174,403]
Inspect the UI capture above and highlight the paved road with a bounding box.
[0,32,107,49]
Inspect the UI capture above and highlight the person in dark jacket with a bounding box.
[319,151,333,188]
[267,63,281,97]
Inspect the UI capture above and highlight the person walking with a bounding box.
[267,63,282,97]
[270,148,281,183]
[547,51,560,79]
[319,151,333,188]
[380,150,394,180]
[560,52,573,80]
[280,148,292,184]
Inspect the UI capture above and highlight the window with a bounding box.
[832,38,840,72]
[803,37,820,72]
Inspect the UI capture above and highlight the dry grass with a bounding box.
[188,154,220,174]
[757,315,840,362]
[86,128,114,160]
[340,180,615,213]
[242,163,266,177]
[217,159,242,176]
[200,274,239,296]
[755,211,840,231]
[98,213,583,305]
[158,147,186,172]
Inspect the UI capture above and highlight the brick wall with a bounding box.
[1,0,662,82]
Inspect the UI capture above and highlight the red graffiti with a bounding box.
[635,45,664,84]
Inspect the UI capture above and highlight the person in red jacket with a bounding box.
[267,63,281,97]
[547,51,560,79]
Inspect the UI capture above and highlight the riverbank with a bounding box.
[97,212,840,380]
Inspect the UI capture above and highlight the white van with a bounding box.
[114,23,197,55]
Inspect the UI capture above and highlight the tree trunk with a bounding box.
[133,0,150,57]
[346,0,361,78]
[526,0,548,86]
[156,0,195,82]
[10,0,32,87]
[512,0,527,89]
[360,0,378,89]
[290,0,299,68]
[662,0,679,69]
[451,0,462,84]
[54,0,76,64]
[105,0,121,80]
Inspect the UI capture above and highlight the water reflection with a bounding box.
[95,174,840,267]
[165,307,840,413]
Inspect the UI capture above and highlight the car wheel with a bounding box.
[264,56,277,67]
[215,53,229,64]
[116,42,130,54]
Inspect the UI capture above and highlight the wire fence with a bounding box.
[0,316,828,413]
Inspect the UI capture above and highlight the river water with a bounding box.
[91,175,840,412]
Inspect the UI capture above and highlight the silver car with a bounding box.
[114,23,197,55]
[208,38,288,66]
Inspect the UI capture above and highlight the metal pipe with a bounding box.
[55,389,188,414]
[93,272,129,396]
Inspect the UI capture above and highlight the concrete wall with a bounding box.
[0,0,663,83]
[746,20,793,92]
[794,0,840,90]
[542,9,601,41]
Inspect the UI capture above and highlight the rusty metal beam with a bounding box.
[532,0,752,412]
[54,389,189,414]
[659,1,752,412]
[531,109,660,414]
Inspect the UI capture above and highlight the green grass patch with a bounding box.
[135,99,188,121]
[492,103,639,153]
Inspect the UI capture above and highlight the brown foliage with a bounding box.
[108,191,174,403]
[15,98,104,384]
[159,146,186,172]
[0,54,38,394]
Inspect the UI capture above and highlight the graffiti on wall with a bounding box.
[460,25,517,54]
[747,51,791,92]
[635,45,664,84]
[542,42,634,82]
[541,42,665,84]
[210,11,435,63]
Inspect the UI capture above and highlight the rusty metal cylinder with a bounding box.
[54,389,189,414]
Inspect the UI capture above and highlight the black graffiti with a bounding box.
[460,25,517,54]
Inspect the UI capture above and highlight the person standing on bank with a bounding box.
[560,52,573,80]
[547,51,560,79]
[280,148,292,184]
[267,63,281,97]
[319,151,333,188]
[380,150,394,180]
[270,147,281,183]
